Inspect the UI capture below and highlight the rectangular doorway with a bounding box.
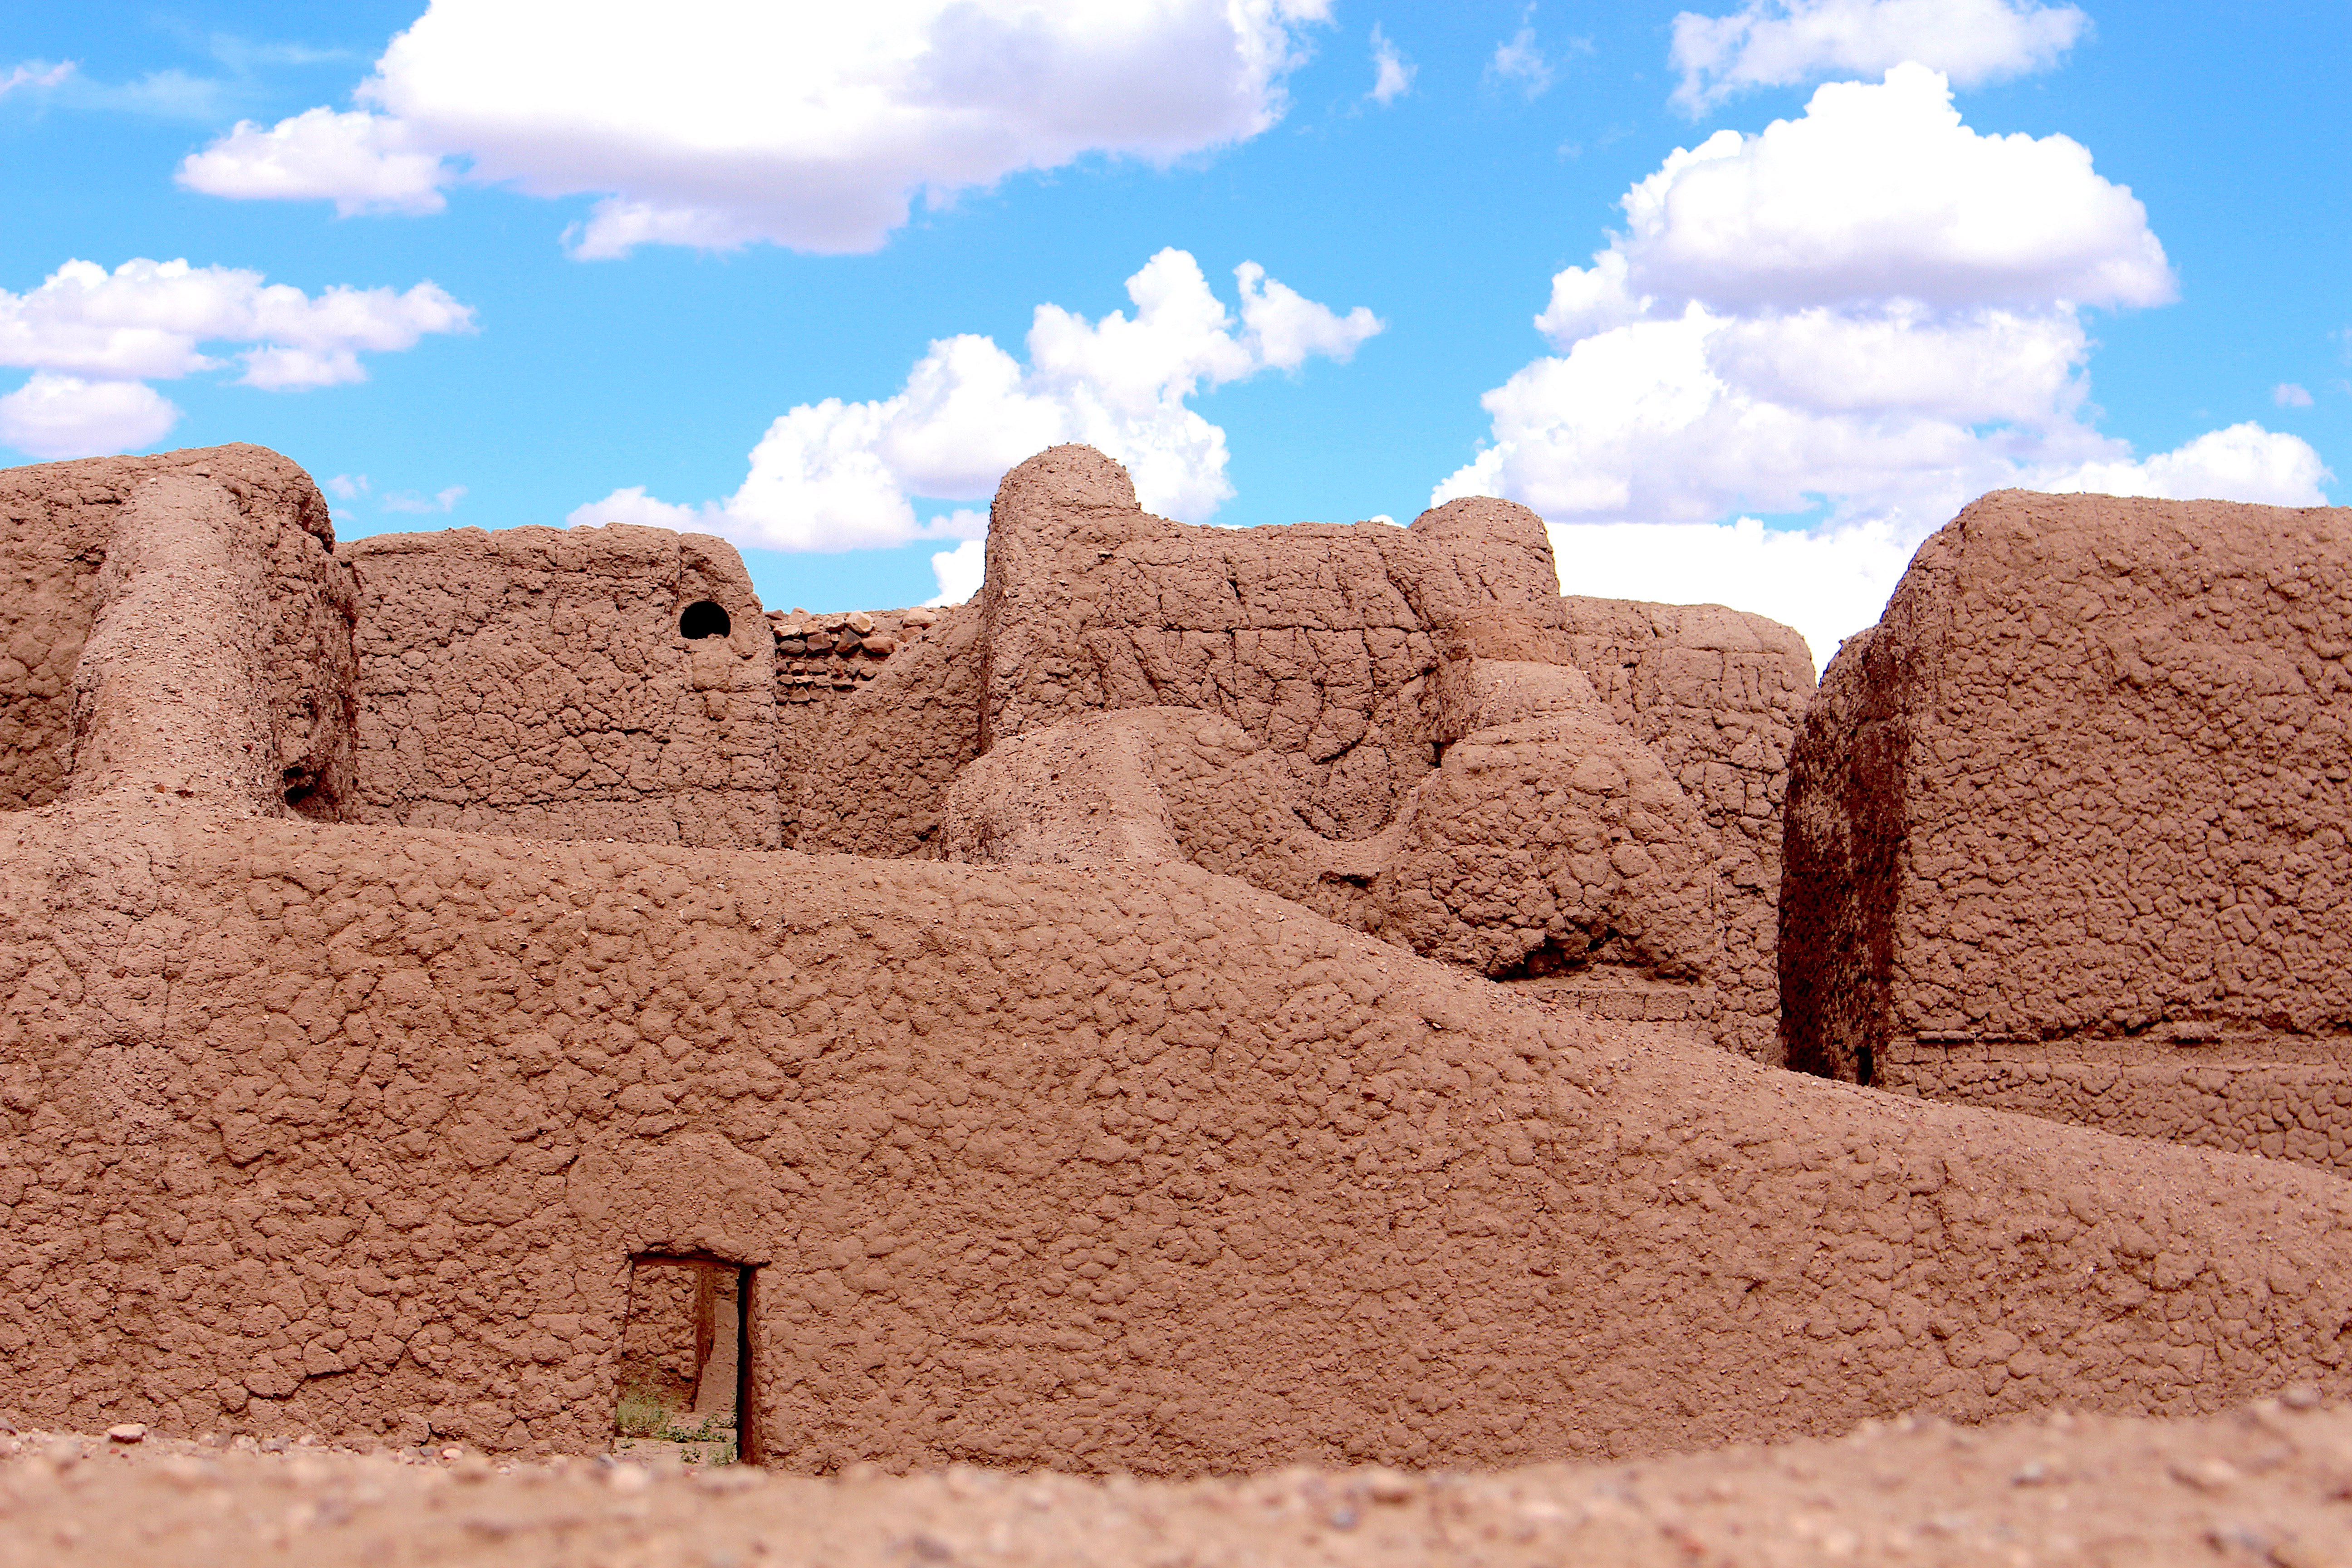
[614,1255,755,1464]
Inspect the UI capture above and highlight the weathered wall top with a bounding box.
[975,445,1565,840]
[0,443,354,817]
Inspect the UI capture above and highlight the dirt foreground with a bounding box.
[3,1400,2349,1568]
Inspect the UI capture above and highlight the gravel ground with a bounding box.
[2,1398,2349,1567]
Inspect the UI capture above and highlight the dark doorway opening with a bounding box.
[614,1255,755,1464]
[679,600,732,640]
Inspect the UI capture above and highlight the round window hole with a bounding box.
[679,600,731,640]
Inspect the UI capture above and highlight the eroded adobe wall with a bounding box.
[0,446,356,817]
[9,796,2352,1470]
[975,447,1559,840]
[784,604,983,858]
[342,524,781,848]
[0,471,100,811]
[1548,597,1814,1062]
[1784,490,2352,1088]
[942,697,1725,1018]
[786,450,1814,1036]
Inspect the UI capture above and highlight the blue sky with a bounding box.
[2,1,2343,660]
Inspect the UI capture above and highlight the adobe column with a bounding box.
[64,471,286,812]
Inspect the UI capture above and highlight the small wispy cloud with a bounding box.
[198,35,354,73]
[325,473,370,501]
[39,64,235,122]
[1368,24,1415,105]
[1489,10,1555,98]
[5,35,348,123]
[2274,382,2314,409]
[382,484,466,514]
[1669,0,2088,115]
[0,61,74,100]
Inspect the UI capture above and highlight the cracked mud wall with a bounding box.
[973,447,1555,841]
[786,603,986,859]
[1547,598,1815,1063]
[9,797,2352,1472]
[739,446,1811,1048]
[1783,490,2352,1157]
[340,524,780,848]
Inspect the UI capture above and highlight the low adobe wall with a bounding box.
[340,524,781,848]
[1878,1037,2352,1178]
[8,795,2352,1470]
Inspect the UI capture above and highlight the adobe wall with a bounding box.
[941,686,1726,1018]
[10,793,2352,1470]
[1877,1039,2352,1178]
[0,445,356,817]
[874,446,1802,1047]
[784,603,983,858]
[1782,490,2352,1153]
[974,447,1558,839]
[1548,598,1815,1062]
[618,1262,710,1411]
[340,524,782,848]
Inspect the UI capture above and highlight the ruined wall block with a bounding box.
[341,523,782,849]
[1784,490,2352,1120]
[975,446,1563,842]
[0,445,356,817]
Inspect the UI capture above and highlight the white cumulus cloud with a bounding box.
[0,256,475,461]
[178,0,1334,257]
[180,107,450,215]
[0,373,181,462]
[2041,423,2333,507]
[1671,0,2088,113]
[0,257,472,385]
[1552,515,1918,668]
[1436,67,2331,665]
[927,537,988,605]
[569,248,1381,554]
[1594,66,2174,316]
